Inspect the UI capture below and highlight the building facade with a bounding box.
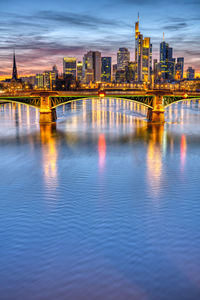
[83,51,101,83]
[101,57,112,83]
[117,48,130,71]
[175,57,184,80]
[135,18,151,82]
[63,57,77,79]
[187,67,195,80]
[160,41,175,81]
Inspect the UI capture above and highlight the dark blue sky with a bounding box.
[0,0,200,77]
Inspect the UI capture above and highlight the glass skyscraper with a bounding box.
[63,57,77,79]
[101,57,112,83]
[117,48,130,71]
[160,41,175,81]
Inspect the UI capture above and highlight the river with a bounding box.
[0,98,200,299]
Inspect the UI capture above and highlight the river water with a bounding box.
[0,98,200,300]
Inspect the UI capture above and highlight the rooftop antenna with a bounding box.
[163,32,165,41]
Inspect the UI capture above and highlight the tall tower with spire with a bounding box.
[12,50,18,81]
[135,15,152,82]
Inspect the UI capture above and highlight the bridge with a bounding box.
[0,90,200,123]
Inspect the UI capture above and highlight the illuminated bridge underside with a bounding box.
[0,97,40,108]
[1,93,200,123]
[50,95,154,109]
[0,95,154,109]
[164,96,200,108]
[1,95,199,110]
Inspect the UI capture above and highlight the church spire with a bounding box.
[12,50,18,81]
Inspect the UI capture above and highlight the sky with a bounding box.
[0,0,200,78]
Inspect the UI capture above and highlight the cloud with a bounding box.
[0,5,200,76]
[162,22,188,31]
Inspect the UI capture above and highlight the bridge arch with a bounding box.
[164,97,200,109]
[51,96,153,109]
[0,97,40,109]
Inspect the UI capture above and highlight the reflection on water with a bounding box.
[181,135,187,171]
[98,134,106,171]
[40,124,58,190]
[146,124,164,197]
[0,98,200,300]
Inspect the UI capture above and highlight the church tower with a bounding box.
[12,50,18,81]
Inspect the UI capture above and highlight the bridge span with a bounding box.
[0,90,200,123]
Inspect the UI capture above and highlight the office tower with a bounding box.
[12,50,18,81]
[77,61,83,82]
[63,57,77,79]
[150,43,153,75]
[101,57,112,83]
[83,52,93,83]
[126,61,137,83]
[93,51,101,82]
[117,48,130,71]
[135,17,151,82]
[83,51,101,83]
[36,66,58,90]
[175,57,184,80]
[112,64,117,82]
[52,65,58,79]
[153,59,161,81]
[36,74,44,89]
[115,70,126,83]
[187,67,195,80]
[43,71,51,89]
[160,37,175,81]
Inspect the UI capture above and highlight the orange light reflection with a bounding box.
[98,134,106,171]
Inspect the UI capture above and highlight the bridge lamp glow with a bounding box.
[99,92,105,98]
[184,93,188,99]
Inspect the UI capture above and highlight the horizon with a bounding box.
[0,0,200,77]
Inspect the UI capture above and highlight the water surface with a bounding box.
[0,99,200,300]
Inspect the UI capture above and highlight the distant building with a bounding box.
[112,64,118,82]
[52,65,58,79]
[115,70,126,83]
[36,66,58,90]
[135,17,151,82]
[93,51,101,82]
[126,61,137,83]
[20,76,36,86]
[36,74,44,89]
[117,48,130,71]
[101,57,112,83]
[77,61,83,82]
[63,57,77,79]
[83,51,101,83]
[187,67,195,80]
[160,38,175,81]
[175,57,184,80]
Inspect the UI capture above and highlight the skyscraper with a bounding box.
[12,50,18,81]
[160,38,175,81]
[101,57,112,83]
[187,67,195,80]
[63,57,77,79]
[117,48,130,71]
[135,17,151,82]
[92,51,101,82]
[125,61,137,83]
[77,61,83,82]
[175,57,184,80]
[83,51,101,83]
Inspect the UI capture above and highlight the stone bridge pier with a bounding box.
[35,92,57,123]
[147,91,169,123]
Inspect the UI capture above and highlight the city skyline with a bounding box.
[0,0,200,79]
